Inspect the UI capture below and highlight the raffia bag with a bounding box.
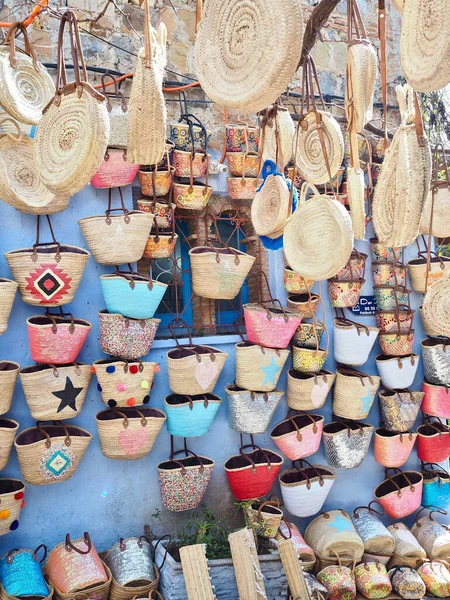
[15,423,92,486]
[351,503,395,556]
[411,508,450,561]
[387,523,427,568]
[243,498,283,539]
[408,254,450,294]
[0,278,17,335]
[235,340,289,392]
[0,22,55,125]
[226,385,283,435]
[127,0,167,167]
[194,0,303,114]
[96,407,166,460]
[0,362,19,416]
[252,160,291,238]
[0,419,18,471]
[287,369,335,411]
[304,510,364,561]
[334,317,379,366]
[280,460,336,519]
[333,366,380,421]
[422,272,450,339]
[261,103,296,168]
[34,11,109,197]
[0,118,69,214]
[0,479,25,537]
[5,215,89,307]
[101,74,128,150]
[420,144,450,238]
[322,420,374,470]
[94,359,158,408]
[375,469,423,519]
[379,388,423,432]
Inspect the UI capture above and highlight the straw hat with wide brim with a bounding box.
[0,119,69,214]
[400,0,450,92]
[194,0,303,114]
[422,273,450,339]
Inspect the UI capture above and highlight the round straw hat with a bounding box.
[422,273,450,338]
[400,0,450,92]
[194,0,303,113]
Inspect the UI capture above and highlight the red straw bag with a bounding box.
[224,434,284,501]
[374,468,423,518]
[417,417,450,463]
[27,310,92,365]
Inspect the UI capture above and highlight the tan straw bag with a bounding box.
[411,507,450,561]
[0,22,55,125]
[420,144,450,238]
[400,0,450,93]
[33,11,109,197]
[194,0,303,114]
[127,1,167,166]
[0,118,69,214]
[251,160,290,237]
[304,509,364,561]
[101,74,128,150]
[261,102,295,169]
[0,278,17,335]
[287,369,335,411]
[422,272,450,339]
[333,366,380,421]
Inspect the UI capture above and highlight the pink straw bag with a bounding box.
[374,468,423,518]
[91,148,139,188]
[422,381,450,419]
[270,412,324,460]
[373,429,417,468]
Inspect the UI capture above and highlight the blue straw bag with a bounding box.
[100,271,167,319]
[422,463,450,510]
[0,546,49,598]
[165,393,222,437]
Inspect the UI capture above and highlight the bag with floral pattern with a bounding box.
[354,561,392,599]
[317,553,356,600]
[417,560,450,598]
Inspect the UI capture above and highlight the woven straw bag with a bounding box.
[243,498,283,539]
[379,331,415,357]
[0,479,25,537]
[227,152,260,177]
[261,103,295,169]
[422,463,450,510]
[354,561,392,599]
[127,0,167,166]
[334,318,379,366]
[34,12,109,197]
[137,199,176,230]
[0,278,16,335]
[422,381,450,419]
[166,321,228,395]
[375,354,420,389]
[333,366,380,421]
[374,429,417,469]
[400,0,450,92]
[420,144,450,237]
[104,535,157,590]
[419,305,442,338]
[0,419,18,471]
[370,238,401,263]
[173,150,209,178]
[411,508,450,560]
[376,308,414,335]
[284,268,315,294]
[96,407,166,460]
[189,245,255,300]
[417,419,450,463]
[422,272,450,338]
[284,182,353,281]
[336,250,367,280]
[351,503,395,556]
[374,469,423,519]
[417,560,450,598]
[173,167,213,209]
[287,293,320,318]
[304,510,365,561]
[388,523,427,560]
[293,326,329,374]
[374,285,411,312]
[0,362,19,416]
[78,189,154,266]
[99,311,160,360]
[91,148,139,189]
[322,420,374,470]
[287,369,335,411]
[138,157,174,199]
[270,413,324,461]
[379,388,423,432]
[244,300,301,349]
[194,0,303,113]
[389,566,426,599]
[20,363,92,421]
[227,176,262,201]
[94,359,158,409]
[109,568,159,600]
[235,340,289,392]
[372,261,406,288]
[279,460,336,518]
[294,320,325,348]
[0,547,50,600]
[143,232,178,260]
[252,161,290,237]
[226,384,283,435]
[225,123,260,154]
[422,338,450,386]
[408,254,450,294]
[165,393,221,437]
[0,22,55,125]
[328,277,365,308]
[101,74,128,150]
[0,118,69,214]
[5,215,89,307]
[15,423,92,486]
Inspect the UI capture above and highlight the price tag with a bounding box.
[350,295,377,316]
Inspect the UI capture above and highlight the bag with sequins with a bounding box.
[322,420,374,470]
[226,384,283,435]
[374,468,423,519]
[378,388,423,432]
[0,546,49,599]
[388,566,426,599]
[411,507,450,560]
[317,552,357,600]
[354,561,392,599]
[421,338,450,387]
[103,536,158,592]
[422,463,450,510]
[351,502,395,558]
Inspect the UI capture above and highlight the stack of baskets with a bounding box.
[225,121,262,201]
[328,250,367,309]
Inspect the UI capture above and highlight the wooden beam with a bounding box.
[299,0,343,67]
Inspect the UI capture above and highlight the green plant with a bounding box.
[421,90,450,146]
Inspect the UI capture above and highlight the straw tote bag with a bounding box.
[333,317,379,366]
[422,381,450,419]
[420,144,450,238]
[0,479,25,537]
[0,546,49,599]
[165,393,221,437]
[235,337,289,392]
[101,74,128,150]
[354,561,392,599]
[0,419,18,471]
[351,503,395,556]
[422,463,450,510]
[417,561,450,598]
[243,498,283,539]
[91,148,139,189]
[284,182,353,281]
[0,118,69,215]
[333,367,380,421]
[374,429,417,469]
[408,254,450,294]
[20,363,92,421]
[322,420,374,470]
[104,536,155,588]
[421,338,450,386]
[389,566,426,599]
[94,359,158,409]
[422,272,450,339]
[99,311,160,360]
[194,0,303,114]
[15,423,92,486]
[279,460,336,518]
[375,354,420,389]
[378,388,423,432]
[287,369,335,411]
[0,278,17,336]
[251,160,290,238]
[411,507,450,561]
[226,384,283,435]
[127,0,167,166]
[270,413,324,461]
[34,11,109,197]
[261,103,296,169]
[417,419,450,464]
[0,22,54,125]
[374,468,423,519]
[304,510,364,561]
[400,0,450,92]
[0,361,19,416]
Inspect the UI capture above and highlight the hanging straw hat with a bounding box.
[422,272,450,339]
[0,118,69,214]
[194,0,303,114]
[400,0,450,92]
[0,22,55,125]
[33,11,109,197]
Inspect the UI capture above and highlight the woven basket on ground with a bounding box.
[194,0,303,114]
[411,511,450,560]
[94,359,158,408]
[235,342,289,392]
[333,366,380,420]
[50,562,112,600]
[0,479,25,536]
[33,11,109,197]
[351,504,395,556]
[109,567,159,600]
[1,583,53,600]
[20,363,92,421]
[0,361,19,415]
[422,273,450,338]
[304,509,364,561]
[387,523,427,565]
[15,423,92,486]
[0,419,18,470]
[0,278,17,335]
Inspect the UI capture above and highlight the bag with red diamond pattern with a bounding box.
[93,359,159,409]
[0,478,25,536]
[4,215,90,307]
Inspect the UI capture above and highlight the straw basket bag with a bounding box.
[417,561,450,598]
[78,189,154,266]
[422,338,450,386]
[419,306,442,338]
[137,199,176,230]
[167,321,228,394]
[0,546,49,599]
[226,384,283,434]
[279,460,336,518]
[389,566,426,599]
[101,74,128,149]
[284,268,315,294]
[294,320,325,348]
[354,561,392,599]
[226,123,259,154]
[411,508,450,560]
[351,503,395,556]
[252,160,290,237]
[0,479,25,536]
[173,150,209,178]
[322,420,374,469]
[243,498,283,539]
[4,216,89,307]
[109,568,159,600]
[0,362,19,415]
[94,359,158,409]
[235,340,289,392]
[408,255,450,294]
[376,308,415,334]
[138,163,174,202]
[334,318,379,366]
[20,363,92,421]
[420,144,450,238]
[422,272,450,339]
[173,178,213,210]
[388,523,427,568]
[379,330,415,357]
[422,381,450,419]
[27,313,92,365]
[96,407,166,460]
[370,238,401,263]
[304,510,364,561]
[271,413,324,461]
[379,388,423,432]
[143,231,178,259]
[104,536,156,589]
[374,429,417,469]
[165,393,221,437]
[422,464,450,510]
[293,325,329,374]
[374,285,411,311]
[99,311,160,360]
[158,438,214,512]
[244,301,301,349]
[372,262,407,287]
[127,3,167,167]
[100,270,167,320]
[0,119,69,214]
[400,0,450,92]
[34,12,109,197]
[15,423,92,486]
[91,148,139,189]
[227,176,262,201]
[0,419,18,471]
[336,250,367,280]
[287,369,335,411]
[194,0,303,113]
[276,521,317,569]
[333,367,380,421]
[227,152,260,177]
[261,103,295,168]
[374,469,423,519]
[328,277,365,308]
[287,293,320,319]
[375,354,420,389]
[417,419,450,463]
[189,246,255,300]
[0,278,17,335]
[0,22,55,125]
[284,182,353,281]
